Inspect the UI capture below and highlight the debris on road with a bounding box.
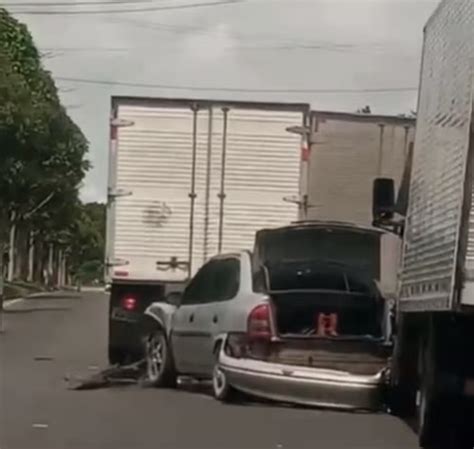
[65,360,145,390]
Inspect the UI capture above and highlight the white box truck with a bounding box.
[106,97,309,364]
[308,111,416,301]
[372,1,474,447]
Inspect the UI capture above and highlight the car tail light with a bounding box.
[121,296,137,311]
[247,303,273,340]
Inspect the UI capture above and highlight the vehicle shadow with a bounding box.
[4,306,73,314]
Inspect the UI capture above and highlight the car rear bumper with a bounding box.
[219,348,387,411]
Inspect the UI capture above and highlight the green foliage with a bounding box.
[0,8,90,272]
[69,202,106,283]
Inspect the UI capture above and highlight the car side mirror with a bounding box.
[166,291,182,307]
[372,178,395,223]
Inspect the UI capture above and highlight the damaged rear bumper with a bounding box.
[219,347,387,411]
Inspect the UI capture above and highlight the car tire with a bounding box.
[212,363,239,403]
[144,330,177,388]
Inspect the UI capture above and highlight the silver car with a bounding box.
[142,225,391,410]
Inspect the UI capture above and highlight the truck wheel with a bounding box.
[144,330,177,388]
[417,326,446,449]
[388,384,417,417]
[388,312,418,417]
[417,330,472,449]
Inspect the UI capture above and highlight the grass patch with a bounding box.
[3,281,45,300]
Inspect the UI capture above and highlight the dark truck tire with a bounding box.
[417,317,474,449]
[108,347,128,366]
[388,313,419,418]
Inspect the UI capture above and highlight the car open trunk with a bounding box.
[271,290,382,338]
[263,259,385,340]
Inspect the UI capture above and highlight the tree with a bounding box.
[0,8,90,287]
[68,202,106,284]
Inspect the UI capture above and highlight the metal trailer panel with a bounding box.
[308,112,416,297]
[206,109,304,256]
[399,0,474,311]
[106,97,308,282]
[462,107,474,306]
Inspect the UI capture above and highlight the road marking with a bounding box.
[3,298,24,309]
[32,423,49,429]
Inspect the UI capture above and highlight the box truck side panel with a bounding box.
[399,0,474,311]
[308,112,415,226]
[307,112,415,298]
[462,108,474,305]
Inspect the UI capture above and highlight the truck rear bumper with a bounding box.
[219,349,387,411]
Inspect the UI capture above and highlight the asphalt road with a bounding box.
[1,290,419,449]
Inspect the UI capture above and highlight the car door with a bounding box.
[193,256,241,376]
[170,261,216,374]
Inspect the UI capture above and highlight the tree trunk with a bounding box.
[27,231,34,283]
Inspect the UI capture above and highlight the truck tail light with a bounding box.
[121,296,137,311]
[247,303,273,341]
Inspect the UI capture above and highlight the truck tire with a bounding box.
[389,313,418,417]
[108,346,128,366]
[417,322,472,449]
[144,330,177,388]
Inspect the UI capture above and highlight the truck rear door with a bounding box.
[106,99,308,282]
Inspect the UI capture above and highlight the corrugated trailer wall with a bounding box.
[307,111,416,295]
[308,111,416,225]
[107,97,308,282]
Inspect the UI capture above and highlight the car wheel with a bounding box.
[144,330,177,388]
[212,363,238,402]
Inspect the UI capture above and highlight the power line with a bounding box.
[3,0,154,6]
[57,76,418,94]
[9,0,243,14]
[110,17,411,56]
[41,47,131,52]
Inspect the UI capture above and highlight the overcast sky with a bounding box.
[6,0,438,202]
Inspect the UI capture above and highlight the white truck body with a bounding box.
[105,98,309,283]
[399,0,474,311]
[308,111,416,297]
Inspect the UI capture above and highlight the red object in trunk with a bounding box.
[316,313,339,337]
[248,304,273,341]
